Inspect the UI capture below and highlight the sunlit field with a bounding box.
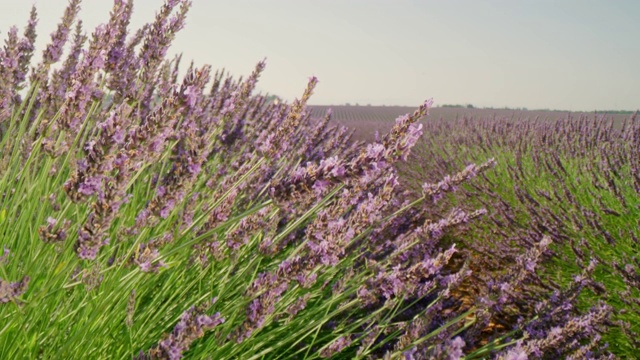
[0,0,634,359]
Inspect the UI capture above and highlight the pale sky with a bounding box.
[1,0,638,111]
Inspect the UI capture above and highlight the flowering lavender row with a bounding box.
[400,112,640,357]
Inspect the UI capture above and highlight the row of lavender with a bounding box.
[399,113,640,357]
[0,0,612,358]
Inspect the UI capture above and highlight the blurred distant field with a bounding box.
[309,105,631,141]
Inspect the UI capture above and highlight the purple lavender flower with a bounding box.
[0,276,29,303]
[38,216,71,244]
[447,337,466,359]
[41,0,81,66]
[130,235,172,273]
[320,335,352,358]
[77,176,102,196]
[233,280,289,343]
[500,342,528,360]
[422,159,496,203]
[141,303,224,359]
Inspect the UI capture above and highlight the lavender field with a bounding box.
[308,105,631,142]
[0,0,635,359]
[328,107,640,358]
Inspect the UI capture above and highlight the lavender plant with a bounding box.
[0,1,615,359]
[399,112,640,357]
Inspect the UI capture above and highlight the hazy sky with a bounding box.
[1,0,638,110]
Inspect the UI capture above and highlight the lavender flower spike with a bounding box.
[139,302,224,360]
[0,276,30,304]
[41,0,81,67]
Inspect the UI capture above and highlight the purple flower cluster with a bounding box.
[138,300,224,360]
[129,233,172,273]
[269,98,433,205]
[0,276,29,304]
[38,216,71,244]
[40,0,80,67]
[0,248,28,304]
[0,9,38,122]
[422,159,497,203]
[319,335,353,358]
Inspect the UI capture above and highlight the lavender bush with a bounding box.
[0,0,614,359]
[399,113,640,357]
